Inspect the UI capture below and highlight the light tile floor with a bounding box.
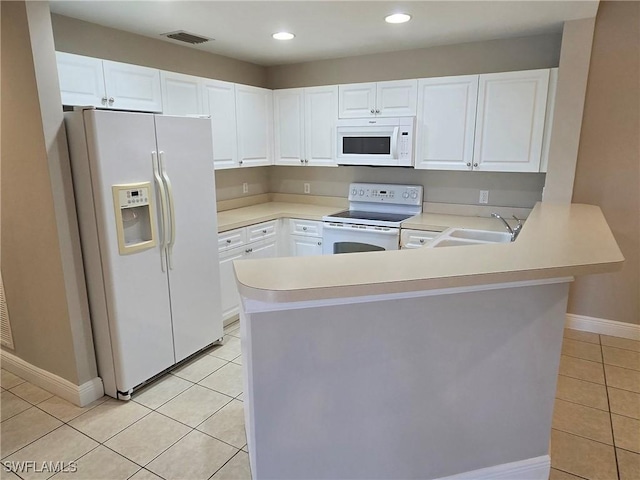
[1,325,638,480]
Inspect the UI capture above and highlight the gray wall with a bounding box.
[267,33,561,89]
[567,1,640,326]
[1,1,97,385]
[51,14,268,87]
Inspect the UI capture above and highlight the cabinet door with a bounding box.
[415,75,478,171]
[274,89,305,166]
[102,60,162,112]
[539,68,558,173]
[338,83,377,118]
[160,71,203,115]
[219,246,245,321]
[473,69,549,172]
[249,240,278,259]
[202,79,239,169]
[289,235,323,257]
[236,84,273,167]
[56,52,106,107]
[305,86,339,167]
[376,79,417,117]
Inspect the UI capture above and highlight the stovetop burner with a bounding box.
[329,210,416,224]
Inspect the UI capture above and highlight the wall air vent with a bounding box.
[162,30,212,45]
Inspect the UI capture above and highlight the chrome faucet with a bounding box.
[491,213,523,241]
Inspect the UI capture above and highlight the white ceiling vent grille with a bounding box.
[162,31,212,45]
[0,272,14,349]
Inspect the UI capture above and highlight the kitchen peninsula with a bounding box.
[233,202,623,480]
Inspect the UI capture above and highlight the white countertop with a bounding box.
[232,202,624,303]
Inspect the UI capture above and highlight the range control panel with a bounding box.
[347,183,423,206]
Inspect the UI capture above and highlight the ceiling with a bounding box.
[49,1,599,67]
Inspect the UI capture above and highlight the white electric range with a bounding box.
[322,183,423,254]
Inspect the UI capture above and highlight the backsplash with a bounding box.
[269,166,545,209]
[214,167,270,201]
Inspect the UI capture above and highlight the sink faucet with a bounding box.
[491,213,523,241]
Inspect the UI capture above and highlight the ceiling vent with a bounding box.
[162,30,212,45]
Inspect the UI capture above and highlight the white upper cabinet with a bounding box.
[236,84,273,167]
[473,69,550,172]
[202,79,239,169]
[101,60,162,112]
[415,75,479,171]
[339,80,417,118]
[274,88,305,166]
[304,86,339,166]
[338,82,377,118]
[274,86,338,167]
[57,52,106,107]
[56,52,162,112]
[160,71,203,115]
[376,80,418,117]
[539,68,558,173]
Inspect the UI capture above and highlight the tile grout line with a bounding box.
[207,448,246,480]
[599,334,622,480]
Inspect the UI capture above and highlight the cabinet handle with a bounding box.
[262,229,267,234]
[466,162,471,167]
[226,239,231,244]
[245,248,252,253]
[101,97,108,105]
[300,159,304,164]
[370,109,375,114]
[419,239,425,244]
[375,109,380,114]
[304,159,309,164]
[473,163,478,168]
[302,226,307,231]
[108,97,114,105]
[239,160,243,165]
[317,241,322,246]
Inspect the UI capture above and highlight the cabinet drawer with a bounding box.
[289,219,323,237]
[218,228,246,252]
[400,229,440,249]
[247,220,278,243]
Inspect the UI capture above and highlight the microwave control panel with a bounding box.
[399,130,411,159]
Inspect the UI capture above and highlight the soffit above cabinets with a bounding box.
[49,1,599,67]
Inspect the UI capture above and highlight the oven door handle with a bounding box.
[323,223,399,235]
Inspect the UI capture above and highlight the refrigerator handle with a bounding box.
[159,151,176,270]
[151,151,168,272]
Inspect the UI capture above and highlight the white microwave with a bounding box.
[336,117,415,167]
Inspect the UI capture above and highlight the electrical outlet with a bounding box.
[242,182,249,194]
[304,183,311,194]
[479,190,489,204]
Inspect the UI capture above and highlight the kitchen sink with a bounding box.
[446,228,512,243]
[428,228,512,248]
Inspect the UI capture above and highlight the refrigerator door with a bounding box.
[154,115,223,362]
[83,110,175,394]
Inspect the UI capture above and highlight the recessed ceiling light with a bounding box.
[272,32,295,40]
[385,13,412,24]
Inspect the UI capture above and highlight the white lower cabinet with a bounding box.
[289,235,323,257]
[218,221,279,322]
[400,229,441,249]
[288,219,324,256]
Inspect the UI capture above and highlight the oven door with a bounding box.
[322,222,400,255]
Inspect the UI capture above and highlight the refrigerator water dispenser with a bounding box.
[112,182,157,255]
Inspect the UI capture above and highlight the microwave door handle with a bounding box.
[391,127,399,159]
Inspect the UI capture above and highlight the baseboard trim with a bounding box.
[1,350,103,407]
[436,455,550,480]
[566,314,640,340]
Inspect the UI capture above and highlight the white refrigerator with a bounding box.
[65,109,223,399]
